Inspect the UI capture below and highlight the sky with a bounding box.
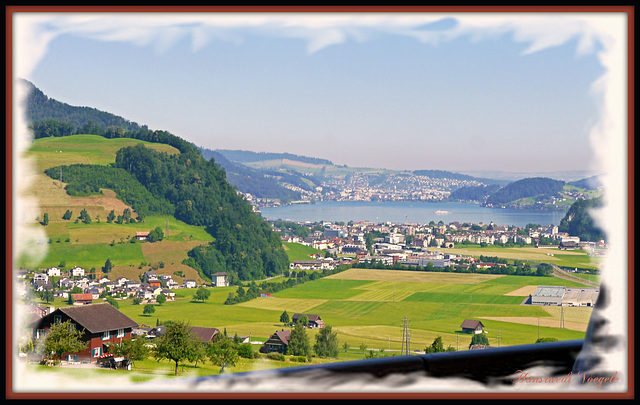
[14,11,616,175]
[10,8,630,395]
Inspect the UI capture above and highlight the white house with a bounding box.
[212,272,229,287]
[165,278,179,289]
[46,267,62,277]
[71,266,85,277]
[33,273,49,283]
[184,279,197,289]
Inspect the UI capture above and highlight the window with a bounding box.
[92,347,102,357]
[102,331,110,340]
[68,323,76,332]
[54,315,61,324]
[116,329,124,338]
[67,354,79,362]
[36,329,46,339]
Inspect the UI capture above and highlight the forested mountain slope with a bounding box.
[24,79,289,283]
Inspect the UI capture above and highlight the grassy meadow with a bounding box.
[282,241,324,261]
[440,245,600,270]
[17,135,213,284]
[24,267,591,374]
[17,134,595,379]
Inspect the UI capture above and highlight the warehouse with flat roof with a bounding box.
[531,286,566,306]
[562,287,600,307]
[530,286,600,307]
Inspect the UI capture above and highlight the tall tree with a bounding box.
[103,258,113,274]
[207,335,239,373]
[43,320,88,363]
[143,304,155,316]
[424,336,446,353]
[287,322,311,358]
[469,333,490,349]
[280,310,290,325]
[193,287,211,302]
[153,320,200,376]
[313,325,339,358]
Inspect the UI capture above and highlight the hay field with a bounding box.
[325,268,504,284]
[505,285,539,296]
[440,246,600,270]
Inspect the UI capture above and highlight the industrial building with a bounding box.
[530,285,599,307]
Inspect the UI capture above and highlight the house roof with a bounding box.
[72,293,93,301]
[292,313,323,323]
[460,319,484,329]
[190,326,219,343]
[274,330,291,346]
[42,302,138,334]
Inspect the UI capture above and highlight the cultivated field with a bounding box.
[98,268,591,354]
[440,246,600,270]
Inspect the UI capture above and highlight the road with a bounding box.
[550,264,599,287]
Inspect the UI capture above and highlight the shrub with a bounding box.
[266,352,285,361]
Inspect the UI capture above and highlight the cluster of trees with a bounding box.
[477,255,509,264]
[106,208,145,225]
[276,313,339,359]
[25,79,196,156]
[558,196,606,242]
[153,321,262,375]
[271,221,312,239]
[45,164,174,217]
[350,260,553,277]
[424,336,456,353]
[448,184,502,202]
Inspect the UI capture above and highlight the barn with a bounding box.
[460,319,485,334]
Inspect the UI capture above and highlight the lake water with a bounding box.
[259,201,568,227]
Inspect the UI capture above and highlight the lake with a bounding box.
[259,201,568,227]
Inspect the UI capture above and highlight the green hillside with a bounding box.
[21,80,291,285]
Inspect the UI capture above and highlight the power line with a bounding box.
[401,316,411,355]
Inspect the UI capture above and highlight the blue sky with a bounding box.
[15,12,621,175]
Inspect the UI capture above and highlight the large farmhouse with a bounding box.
[291,313,325,329]
[259,329,291,354]
[29,302,139,363]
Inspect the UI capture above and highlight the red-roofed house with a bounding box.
[29,302,139,363]
[72,293,93,305]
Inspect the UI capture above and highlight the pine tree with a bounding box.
[287,322,311,357]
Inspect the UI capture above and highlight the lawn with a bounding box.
[282,241,325,261]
